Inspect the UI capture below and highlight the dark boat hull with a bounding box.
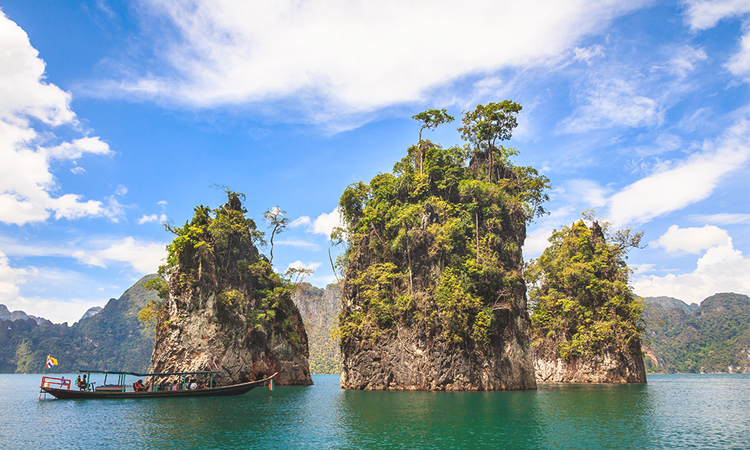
[41,378,270,400]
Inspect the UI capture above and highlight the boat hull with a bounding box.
[41,378,269,400]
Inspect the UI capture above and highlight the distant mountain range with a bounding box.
[294,282,342,374]
[0,304,51,326]
[642,293,750,373]
[0,275,157,374]
[3,276,748,375]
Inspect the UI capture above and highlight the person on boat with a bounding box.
[199,381,208,389]
[78,375,87,390]
[170,381,178,391]
[75,375,81,388]
[133,379,147,392]
[189,380,197,390]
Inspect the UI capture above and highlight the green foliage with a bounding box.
[458,101,521,153]
[0,275,158,374]
[642,293,750,373]
[434,268,482,343]
[263,207,290,264]
[527,216,645,360]
[143,189,308,352]
[412,108,455,174]
[336,102,549,346]
[296,283,343,374]
[217,289,245,307]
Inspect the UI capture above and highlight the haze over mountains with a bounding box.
[0,275,156,373]
[2,276,749,375]
[641,293,750,373]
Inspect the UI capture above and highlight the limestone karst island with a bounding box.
[6,101,748,390]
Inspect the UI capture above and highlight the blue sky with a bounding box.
[0,0,748,323]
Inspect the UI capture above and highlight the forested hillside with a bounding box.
[643,293,750,373]
[0,275,157,373]
[294,283,341,374]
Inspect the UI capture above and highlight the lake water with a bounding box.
[1,374,749,449]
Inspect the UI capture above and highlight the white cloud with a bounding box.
[683,1,750,82]
[0,12,117,225]
[275,239,319,251]
[290,207,342,238]
[95,0,647,121]
[633,236,750,305]
[0,264,115,323]
[606,119,750,226]
[311,207,342,238]
[665,45,708,77]
[565,179,609,207]
[0,250,30,308]
[137,214,168,225]
[0,234,166,274]
[683,0,750,30]
[523,206,577,259]
[726,29,750,81]
[286,260,321,272]
[651,224,731,254]
[631,263,655,274]
[306,274,338,286]
[290,216,312,228]
[559,77,662,133]
[70,167,86,175]
[72,237,166,273]
[0,252,101,323]
[573,45,604,64]
[688,213,750,225]
[524,226,555,258]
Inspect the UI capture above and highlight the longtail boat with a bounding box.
[39,370,276,400]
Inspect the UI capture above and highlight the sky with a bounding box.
[0,0,748,324]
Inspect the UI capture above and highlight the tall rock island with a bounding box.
[336,103,549,390]
[527,218,647,383]
[146,191,312,387]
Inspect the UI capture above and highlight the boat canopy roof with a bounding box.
[78,369,221,376]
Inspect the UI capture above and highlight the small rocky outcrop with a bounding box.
[149,192,312,387]
[527,219,647,384]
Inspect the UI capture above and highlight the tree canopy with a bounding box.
[336,102,549,346]
[141,189,308,347]
[526,215,645,359]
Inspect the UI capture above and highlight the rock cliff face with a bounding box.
[533,350,646,383]
[149,193,312,387]
[337,145,543,391]
[341,307,537,390]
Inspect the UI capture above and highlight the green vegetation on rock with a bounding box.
[141,190,308,347]
[527,216,645,360]
[335,101,549,347]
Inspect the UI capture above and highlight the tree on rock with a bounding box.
[527,213,647,383]
[143,189,313,387]
[335,102,549,391]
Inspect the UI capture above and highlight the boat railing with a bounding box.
[40,376,71,390]
[39,376,71,399]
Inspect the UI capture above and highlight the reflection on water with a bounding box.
[1,374,749,449]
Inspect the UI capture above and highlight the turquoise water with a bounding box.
[2,374,749,449]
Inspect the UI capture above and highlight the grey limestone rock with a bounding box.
[533,349,646,383]
[340,311,537,390]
